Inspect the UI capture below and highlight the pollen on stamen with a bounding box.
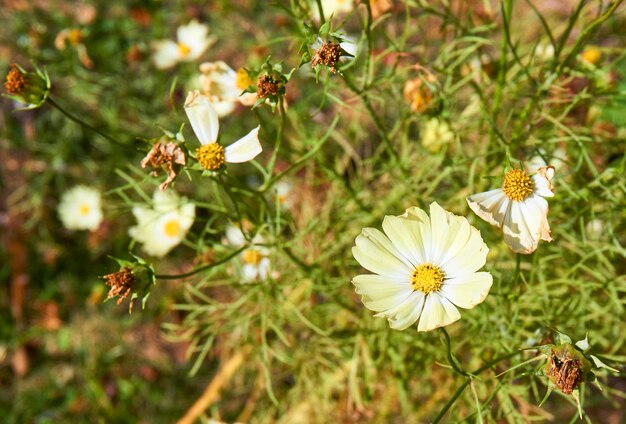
[411,263,444,295]
[196,143,225,170]
[502,169,534,201]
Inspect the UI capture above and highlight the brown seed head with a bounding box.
[141,141,186,190]
[312,42,342,74]
[544,344,588,395]
[5,65,26,94]
[256,75,280,99]
[103,267,135,305]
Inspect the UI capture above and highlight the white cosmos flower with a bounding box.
[198,62,257,117]
[226,224,270,282]
[152,21,215,70]
[129,190,195,257]
[352,202,492,332]
[421,118,455,153]
[184,91,262,171]
[58,185,103,231]
[467,166,555,254]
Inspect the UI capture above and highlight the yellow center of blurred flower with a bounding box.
[242,249,263,265]
[177,42,191,57]
[502,169,534,201]
[581,47,601,65]
[164,220,181,237]
[411,264,444,294]
[196,143,225,170]
[67,29,83,45]
[235,68,254,90]
[79,204,90,215]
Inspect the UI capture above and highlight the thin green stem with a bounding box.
[261,97,287,192]
[315,0,325,25]
[47,96,124,146]
[439,328,468,377]
[155,245,247,279]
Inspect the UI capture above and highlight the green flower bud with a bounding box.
[3,64,51,110]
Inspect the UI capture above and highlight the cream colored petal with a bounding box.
[399,206,431,263]
[387,292,425,330]
[224,126,262,163]
[151,40,181,69]
[440,272,493,309]
[437,210,472,267]
[532,166,555,198]
[441,226,489,278]
[501,196,551,253]
[210,99,237,118]
[417,293,461,332]
[382,215,423,266]
[226,224,246,246]
[467,189,509,227]
[352,274,412,312]
[184,91,219,145]
[352,229,413,277]
[177,21,212,60]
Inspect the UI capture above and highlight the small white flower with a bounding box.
[421,118,455,153]
[198,62,257,117]
[352,202,492,332]
[275,180,294,209]
[152,21,215,70]
[58,185,103,231]
[226,224,270,282]
[129,190,195,257]
[467,166,555,254]
[184,91,262,170]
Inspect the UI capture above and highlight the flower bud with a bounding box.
[544,343,591,395]
[102,258,155,313]
[3,64,51,109]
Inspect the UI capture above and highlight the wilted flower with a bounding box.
[370,0,393,18]
[102,257,156,313]
[152,21,215,69]
[226,224,271,282]
[421,118,455,153]
[129,190,195,257]
[403,74,436,113]
[54,28,93,68]
[256,74,282,99]
[352,202,492,332]
[198,61,256,116]
[3,64,50,109]
[467,166,555,254]
[140,140,186,191]
[311,41,343,73]
[58,185,103,231]
[184,91,261,170]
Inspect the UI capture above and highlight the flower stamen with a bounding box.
[411,263,444,294]
[196,143,225,170]
[236,68,253,90]
[164,220,181,237]
[502,169,534,201]
[177,42,191,57]
[242,249,264,265]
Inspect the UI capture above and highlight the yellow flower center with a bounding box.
[78,204,91,216]
[177,42,191,57]
[163,220,181,237]
[242,249,263,265]
[502,169,534,201]
[67,28,83,45]
[235,68,254,91]
[4,64,26,94]
[411,264,444,294]
[581,47,601,65]
[195,143,225,170]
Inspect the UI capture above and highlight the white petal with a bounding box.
[501,197,549,253]
[437,210,472,266]
[177,21,212,60]
[532,166,555,198]
[352,275,412,312]
[441,226,489,278]
[382,215,423,266]
[399,206,431,263]
[417,293,461,332]
[440,272,493,309]
[224,126,262,163]
[387,292,425,330]
[151,40,182,69]
[184,91,219,145]
[467,189,509,227]
[352,228,413,277]
[428,202,454,264]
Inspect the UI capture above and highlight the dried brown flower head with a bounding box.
[140,141,186,191]
[544,344,590,394]
[403,76,434,113]
[256,75,280,99]
[103,267,134,305]
[5,64,26,94]
[311,42,342,74]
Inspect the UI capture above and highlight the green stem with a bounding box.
[432,347,539,423]
[261,97,287,192]
[47,96,123,146]
[439,328,468,377]
[155,246,247,280]
[315,0,325,25]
